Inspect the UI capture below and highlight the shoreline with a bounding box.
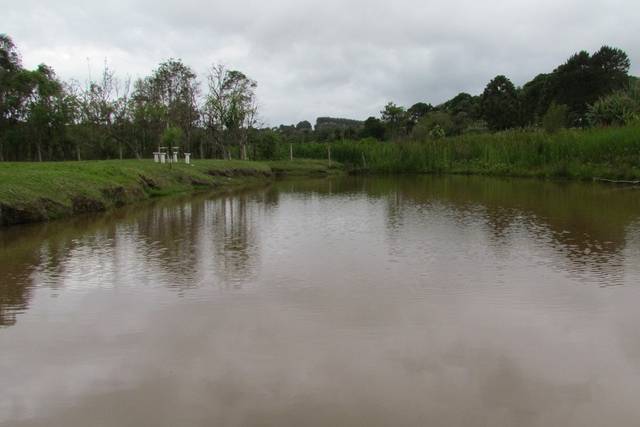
[0,159,342,227]
[2,155,638,228]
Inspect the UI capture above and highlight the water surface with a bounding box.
[2,175,640,426]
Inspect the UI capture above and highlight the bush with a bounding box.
[587,81,640,127]
[255,129,279,160]
[411,111,454,140]
[429,125,446,139]
[161,126,184,148]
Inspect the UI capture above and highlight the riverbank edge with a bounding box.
[346,165,640,182]
[0,159,342,227]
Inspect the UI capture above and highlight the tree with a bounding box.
[361,116,386,140]
[411,111,454,140]
[440,93,481,118]
[481,75,520,131]
[296,120,312,131]
[436,92,483,135]
[0,34,25,160]
[255,128,279,160]
[407,102,433,130]
[131,77,166,158]
[548,51,595,125]
[77,62,139,160]
[545,46,630,125]
[204,64,257,159]
[312,117,363,142]
[142,59,199,153]
[24,64,67,161]
[0,34,20,72]
[591,46,630,94]
[380,102,407,138]
[291,120,312,143]
[162,126,183,154]
[520,73,552,126]
[0,36,77,161]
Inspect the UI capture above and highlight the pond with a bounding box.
[1,175,640,426]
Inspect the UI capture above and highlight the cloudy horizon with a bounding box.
[3,0,639,126]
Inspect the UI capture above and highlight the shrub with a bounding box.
[411,111,454,140]
[587,81,640,126]
[161,126,184,148]
[256,129,279,160]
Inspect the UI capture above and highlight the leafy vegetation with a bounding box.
[272,46,633,143]
[276,125,640,180]
[0,32,638,185]
[587,81,640,126]
[0,35,258,162]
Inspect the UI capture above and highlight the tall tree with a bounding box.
[381,102,407,138]
[407,102,433,131]
[591,46,630,95]
[548,51,595,125]
[24,65,69,161]
[294,120,312,143]
[481,75,520,131]
[296,120,312,131]
[131,77,165,158]
[520,73,552,125]
[79,63,136,159]
[0,34,25,160]
[204,64,257,159]
[439,93,483,134]
[362,116,386,140]
[144,59,199,153]
[545,46,630,125]
[440,93,480,118]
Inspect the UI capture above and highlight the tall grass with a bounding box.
[275,125,640,179]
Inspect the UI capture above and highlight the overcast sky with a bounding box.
[3,0,639,126]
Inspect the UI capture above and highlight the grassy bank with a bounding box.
[281,125,640,179]
[0,159,340,226]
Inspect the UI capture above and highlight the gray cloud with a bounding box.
[3,0,639,125]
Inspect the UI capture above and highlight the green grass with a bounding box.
[281,125,640,180]
[0,160,266,204]
[0,159,340,225]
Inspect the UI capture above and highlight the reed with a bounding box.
[277,125,640,180]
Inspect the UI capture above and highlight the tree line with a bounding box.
[0,34,637,162]
[274,45,636,144]
[0,34,259,161]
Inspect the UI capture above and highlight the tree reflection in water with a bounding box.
[1,176,639,327]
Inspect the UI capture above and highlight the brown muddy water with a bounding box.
[1,175,640,426]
